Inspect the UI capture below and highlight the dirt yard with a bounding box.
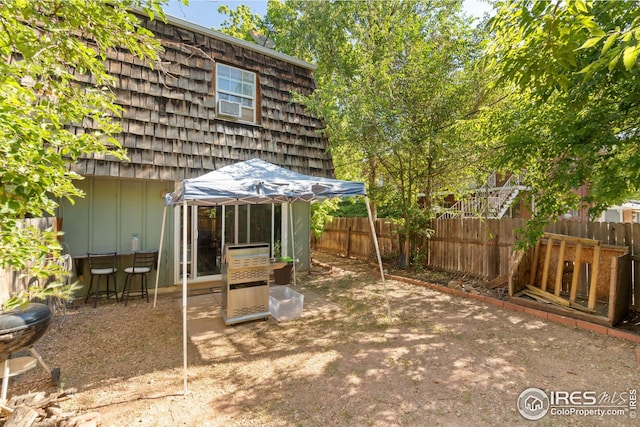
[4,252,639,426]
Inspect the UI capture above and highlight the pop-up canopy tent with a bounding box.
[168,157,367,204]
[157,158,389,393]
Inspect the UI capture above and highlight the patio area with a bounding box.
[4,252,639,426]
[185,282,340,361]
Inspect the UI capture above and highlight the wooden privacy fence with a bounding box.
[313,217,639,310]
[0,217,61,305]
[427,217,526,281]
[312,217,400,260]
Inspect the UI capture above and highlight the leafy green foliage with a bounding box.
[310,198,340,238]
[335,198,368,218]
[0,0,168,307]
[215,3,266,41]
[3,278,83,311]
[481,0,640,246]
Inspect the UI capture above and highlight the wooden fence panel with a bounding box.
[425,217,523,280]
[1,218,59,304]
[633,223,640,308]
[313,217,398,261]
[479,219,488,278]
[462,219,471,274]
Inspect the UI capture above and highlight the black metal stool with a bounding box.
[85,252,118,308]
[122,251,157,306]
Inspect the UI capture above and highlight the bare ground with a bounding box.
[3,252,639,426]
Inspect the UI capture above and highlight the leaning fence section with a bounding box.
[544,220,640,309]
[427,218,638,309]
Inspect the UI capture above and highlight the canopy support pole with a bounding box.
[182,201,188,394]
[153,205,167,308]
[289,202,297,287]
[365,196,391,322]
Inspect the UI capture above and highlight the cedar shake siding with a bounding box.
[69,13,333,181]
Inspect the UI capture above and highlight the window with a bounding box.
[216,63,257,123]
[175,203,283,282]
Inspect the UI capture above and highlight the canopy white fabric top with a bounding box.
[166,158,366,206]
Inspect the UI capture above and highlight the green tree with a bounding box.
[383,6,488,260]
[481,0,640,245]
[216,3,266,42]
[0,0,167,308]
[269,1,487,264]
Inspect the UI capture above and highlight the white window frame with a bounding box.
[216,63,257,123]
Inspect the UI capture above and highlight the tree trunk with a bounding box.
[367,156,377,220]
[403,216,411,269]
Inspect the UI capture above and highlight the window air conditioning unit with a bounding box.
[217,99,242,118]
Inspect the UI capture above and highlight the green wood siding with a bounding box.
[293,201,311,272]
[59,177,174,295]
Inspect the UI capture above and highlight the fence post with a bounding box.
[487,234,499,280]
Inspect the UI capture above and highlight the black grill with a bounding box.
[0,303,52,356]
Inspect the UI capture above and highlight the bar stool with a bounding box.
[85,252,118,308]
[122,250,157,306]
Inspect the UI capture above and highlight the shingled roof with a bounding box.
[70,12,334,182]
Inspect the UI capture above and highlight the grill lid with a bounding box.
[0,303,53,356]
[0,303,52,335]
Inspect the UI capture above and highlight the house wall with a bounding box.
[292,202,311,272]
[506,193,532,219]
[61,15,332,290]
[58,177,174,295]
[597,208,640,224]
[69,14,333,182]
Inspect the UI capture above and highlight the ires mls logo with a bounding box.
[551,390,597,405]
[517,387,636,420]
[517,388,550,420]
